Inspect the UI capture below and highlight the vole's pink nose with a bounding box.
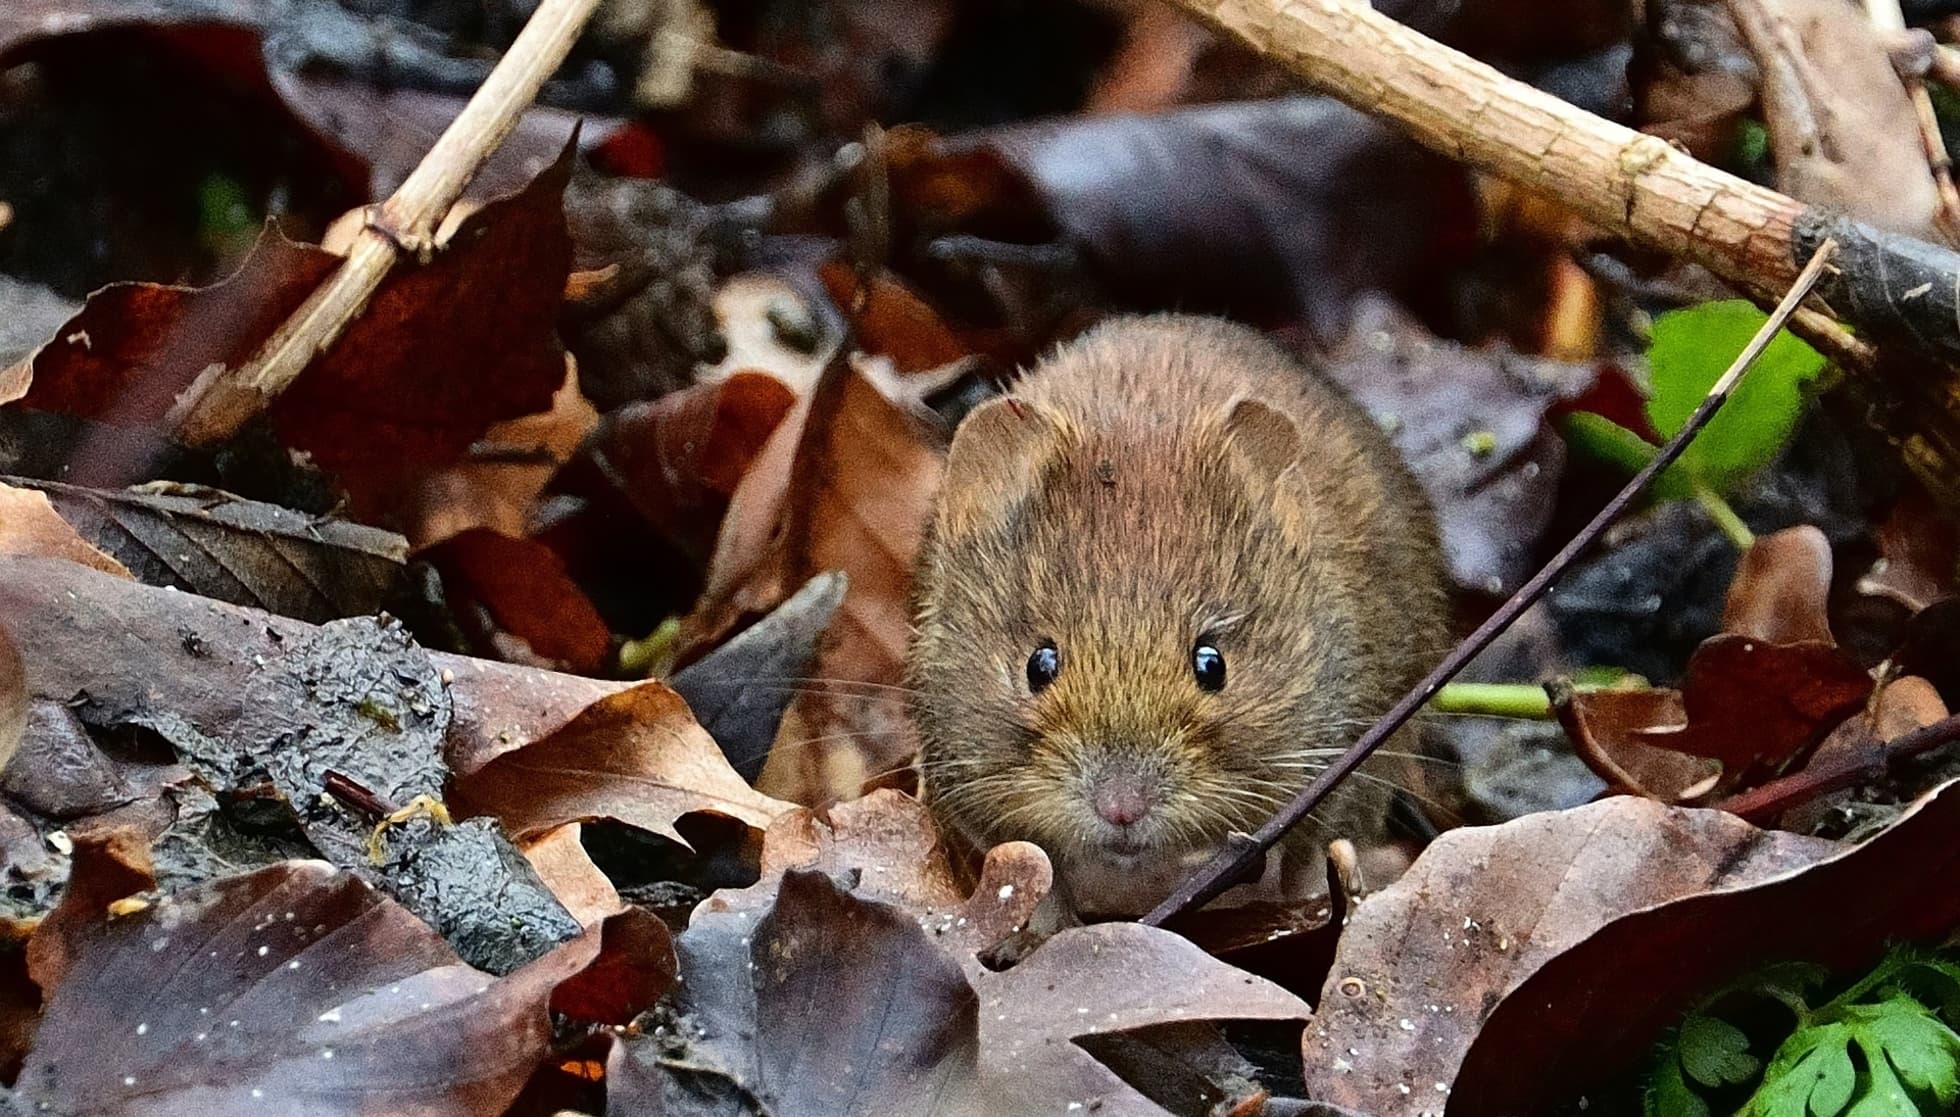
[1091,772,1155,827]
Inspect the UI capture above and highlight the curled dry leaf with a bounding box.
[690,354,946,805]
[448,682,789,843]
[14,859,672,1117]
[1451,778,1960,1114]
[612,866,1307,1117]
[1555,684,1719,802]
[731,790,1051,965]
[1857,490,1958,612]
[1301,797,1838,1115]
[12,477,406,624]
[0,481,133,578]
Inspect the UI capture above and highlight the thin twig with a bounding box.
[166,0,605,445]
[1140,239,1842,926]
[1715,712,1960,824]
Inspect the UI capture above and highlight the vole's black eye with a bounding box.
[1192,644,1226,692]
[1026,642,1060,693]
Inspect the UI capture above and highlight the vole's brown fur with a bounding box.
[907,315,1448,917]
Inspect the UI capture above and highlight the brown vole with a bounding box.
[907,315,1448,917]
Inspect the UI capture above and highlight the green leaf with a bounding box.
[1647,1052,1714,1117]
[1856,999,1960,1102]
[1748,1023,1856,1117]
[1680,1014,1760,1087]
[1645,300,1826,494]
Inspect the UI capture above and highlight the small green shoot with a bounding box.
[1648,950,1960,1117]
[1560,300,1827,550]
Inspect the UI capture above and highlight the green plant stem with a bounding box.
[1429,682,1555,719]
[1692,482,1756,550]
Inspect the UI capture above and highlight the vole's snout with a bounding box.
[1090,768,1157,827]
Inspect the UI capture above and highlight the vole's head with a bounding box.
[908,365,1376,915]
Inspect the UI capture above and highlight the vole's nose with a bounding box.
[1090,770,1156,827]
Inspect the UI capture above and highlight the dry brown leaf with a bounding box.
[1453,777,1960,1113]
[1302,796,1838,1114]
[0,482,133,577]
[1722,523,1834,644]
[448,682,789,842]
[519,823,624,928]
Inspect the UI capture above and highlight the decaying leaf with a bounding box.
[0,555,626,785]
[449,682,789,843]
[1723,524,1835,644]
[1301,796,1838,1114]
[1451,779,1960,1114]
[419,528,611,674]
[0,626,24,778]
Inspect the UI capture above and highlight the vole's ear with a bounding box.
[937,395,1063,538]
[1221,397,1301,486]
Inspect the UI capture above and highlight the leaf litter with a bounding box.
[2,3,1960,1115]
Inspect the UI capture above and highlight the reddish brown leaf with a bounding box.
[546,906,674,1025]
[1302,797,1837,1114]
[1722,524,1834,644]
[15,860,657,1116]
[688,354,945,805]
[263,151,575,521]
[1665,634,1873,776]
[1557,686,1720,801]
[819,263,973,374]
[14,150,574,523]
[16,234,338,485]
[419,528,611,674]
[1452,778,1960,1114]
[448,682,789,842]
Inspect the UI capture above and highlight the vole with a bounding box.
[907,315,1448,917]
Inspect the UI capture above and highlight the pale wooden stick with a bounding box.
[169,0,605,445]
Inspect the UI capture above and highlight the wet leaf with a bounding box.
[448,682,789,843]
[1452,779,1960,1114]
[13,149,574,523]
[0,555,627,787]
[1301,797,1837,1114]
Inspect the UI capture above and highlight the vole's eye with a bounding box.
[1026,642,1061,693]
[1192,644,1226,692]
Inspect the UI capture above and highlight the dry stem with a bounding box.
[167,0,604,445]
[1172,0,1804,299]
